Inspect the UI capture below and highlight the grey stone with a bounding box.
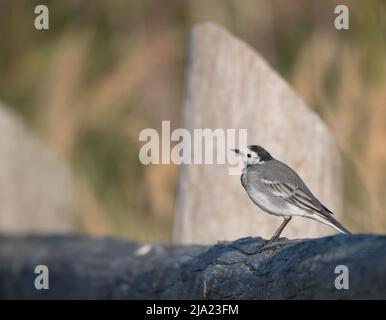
[0,103,74,234]
[174,22,342,244]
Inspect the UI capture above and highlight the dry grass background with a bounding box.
[0,0,385,241]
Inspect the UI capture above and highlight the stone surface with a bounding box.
[0,234,385,299]
[174,22,342,244]
[0,103,74,233]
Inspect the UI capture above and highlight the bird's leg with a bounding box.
[270,217,292,242]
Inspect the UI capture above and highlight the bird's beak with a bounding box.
[231,149,240,155]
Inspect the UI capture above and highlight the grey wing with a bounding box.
[260,178,334,219]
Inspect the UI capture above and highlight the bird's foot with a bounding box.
[228,237,266,255]
[267,236,289,243]
[264,237,289,245]
[233,243,266,255]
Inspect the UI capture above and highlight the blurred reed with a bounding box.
[0,0,385,241]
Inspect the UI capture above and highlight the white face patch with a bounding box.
[238,147,263,165]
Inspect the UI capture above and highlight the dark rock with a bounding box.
[0,234,385,299]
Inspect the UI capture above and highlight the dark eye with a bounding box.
[247,154,251,158]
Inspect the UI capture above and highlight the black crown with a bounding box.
[248,145,273,161]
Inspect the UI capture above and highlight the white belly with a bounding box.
[246,186,309,218]
[243,179,342,232]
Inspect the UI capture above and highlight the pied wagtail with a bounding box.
[233,145,351,241]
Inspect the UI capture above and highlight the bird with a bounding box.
[232,145,351,241]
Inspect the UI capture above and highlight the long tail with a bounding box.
[328,216,351,234]
[318,214,351,234]
[318,204,351,234]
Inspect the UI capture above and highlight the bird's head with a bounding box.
[232,145,273,165]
